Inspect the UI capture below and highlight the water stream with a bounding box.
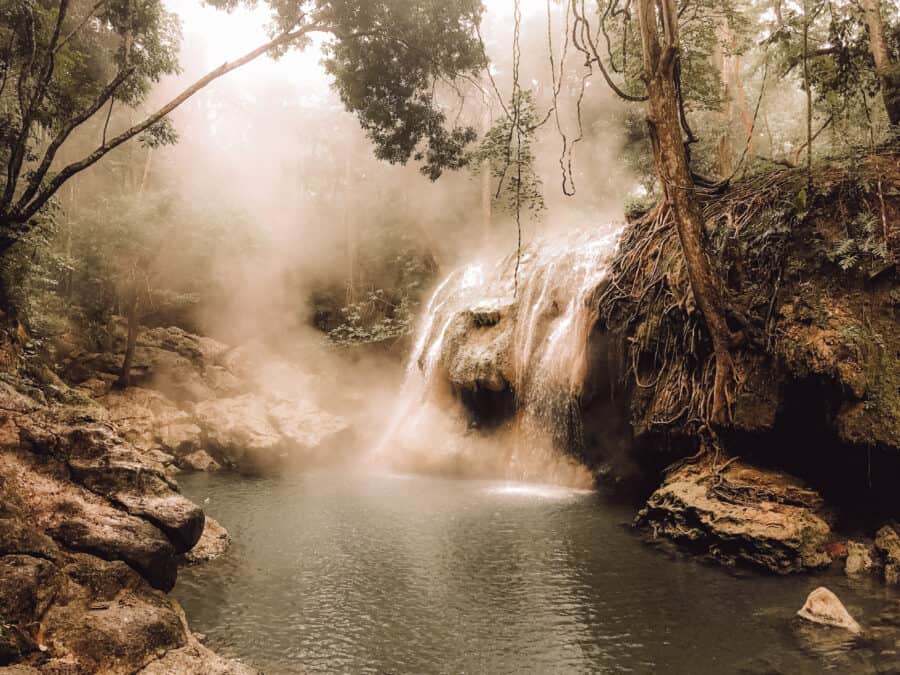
[175,470,900,674]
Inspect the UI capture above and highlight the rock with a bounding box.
[136,642,259,674]
[0,395,206,589]
[202,365,244,397]
[636,459,833,573]
[99,387,194,454]
[195,336,232,365]
[159,422,203,456]
[845,540,877,576]
[179,449,221,472]
[181,517,230,564]
[876,525,900,585]
[267,397,351,463]
[0,346,266,673]
[797,586,862,633]
[193,394,283,468]
[0,555,61,663]
[193,392,351,471]
[5,447,179,590]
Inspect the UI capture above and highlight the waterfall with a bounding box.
[373,226,621,487]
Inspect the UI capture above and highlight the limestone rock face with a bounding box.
[68,325,351,474]
[194,394,284,467]
[636,459,834,573]
[796,586,862,633]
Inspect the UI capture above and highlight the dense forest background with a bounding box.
[0,0,897,382]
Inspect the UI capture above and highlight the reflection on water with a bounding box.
[175,470,899,674]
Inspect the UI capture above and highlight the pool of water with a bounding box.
[174,470,900,674]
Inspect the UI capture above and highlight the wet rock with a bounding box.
[22,414,205,555]
[845,540,877,576]
[137,642,259,674]
[636,459,833,573]
[179,449,221,472]
[181,517,230,565]
[442,307,514,394]
[796,586,862,633]
[876,525,900,585]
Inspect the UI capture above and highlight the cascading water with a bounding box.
[373,226,621,487]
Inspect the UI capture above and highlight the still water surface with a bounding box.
[175,470,900,674]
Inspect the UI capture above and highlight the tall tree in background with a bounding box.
[634,0,737,423]
[861,0,900,125]
[0,0,485,256]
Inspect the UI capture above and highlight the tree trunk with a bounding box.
[638,0,736,424]
[861,0,900,126]
[116,293,139,389]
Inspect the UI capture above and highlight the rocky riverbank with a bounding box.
[0,319,351,672]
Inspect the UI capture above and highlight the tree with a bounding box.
[0,0,485,256]
[634,0,737,424]
[861,0,900,125]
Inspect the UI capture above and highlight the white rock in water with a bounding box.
[797,586,862,634]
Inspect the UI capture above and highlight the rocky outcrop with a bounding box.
[636,459,834,573]
[797,587,862,634]
[0,384,254,673]
[60,325,351,474]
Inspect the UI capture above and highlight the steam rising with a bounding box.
[70,0,638,484]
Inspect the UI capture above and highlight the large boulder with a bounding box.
[636,458,834,573]
[194,393,350,471]
[193,394,284,468]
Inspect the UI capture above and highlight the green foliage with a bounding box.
[829,210,890,271]
[469,90,545,218]
[322,227,437,347]
[206,0,486,180]
[0,210,70,341]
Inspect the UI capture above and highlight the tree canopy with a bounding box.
[0,0,486,252]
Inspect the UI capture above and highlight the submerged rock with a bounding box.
[636,459,833,573]
[796,587,862,634]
